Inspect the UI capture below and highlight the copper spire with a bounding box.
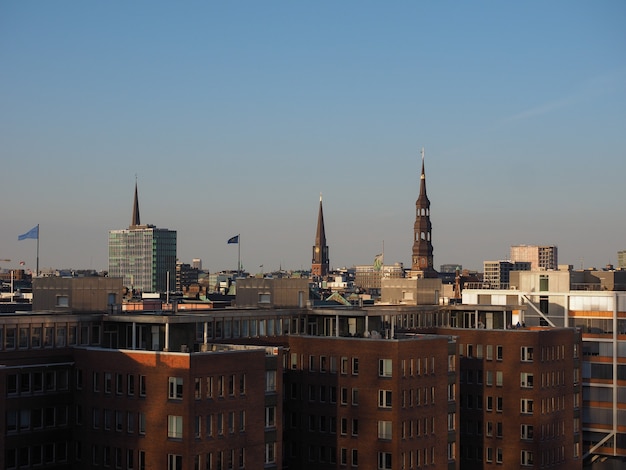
[315,193,326,246]
[418,147,429,203]
[312,193,329,277]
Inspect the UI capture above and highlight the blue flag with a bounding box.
[227,235,239,244]
[18,225,39,241]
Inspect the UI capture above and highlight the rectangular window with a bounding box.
[116,373,123,394]
[195,415,201,438]
[496,345,503,360]
[138,412,146,434]
[116,410,123,431]
[168,377,183,400]
[168,415,183,438]
[352,357,359,375]
[239,410,245,431]
[341,387,348,405]
[521,450,534,466]
[378,452,392,469]
[206,377,213,398]
[168,454,182,470]
[264,443,276,464]
[239,374,246,394]
[265,407,276,428]
[265,371,276,392]
[521,399,534,414]
[206,415,213,437]
[104,372,113,393]
[521,346,534,362]
[379,359,393,377]
[195,378,202,399]
[378,421,392,439]
[139,375,146,397]
[521,372,534,388]
[352,388,359,405]
[496,371,503,386]
[378,390,392,408]
[127,374,135,396]
[486,370,493,386]
[341,356,348,374]
[486,345,493,360]
[496,396,503,412]
[521,424,534,439]
[352,449,358,467]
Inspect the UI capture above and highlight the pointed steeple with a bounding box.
[412,148,436,277]
[418,147,429,203]
[315,193,326,246]
[130,180,141,228]
[312,193,329,277]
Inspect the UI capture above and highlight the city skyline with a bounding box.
[2,1,625,273]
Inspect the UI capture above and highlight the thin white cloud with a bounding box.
[501,97,574,123]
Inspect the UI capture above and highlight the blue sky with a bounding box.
[2,1,625,274]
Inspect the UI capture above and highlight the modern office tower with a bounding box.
[311,195,329,278]
[411,148,437,278]
[483,260,531,289]
[440,264,462,274]
[461,269,626,463]
[510,245,558,271]
[175,262,199,292]
[192,258,202,271]
[108,182,177,293]
[354,263,405,293]
[618,250,626,270]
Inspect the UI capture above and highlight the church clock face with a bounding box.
[419,257,427,268]
[315,247,320,253]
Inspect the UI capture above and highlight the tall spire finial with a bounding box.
[131,179,141,228]
[312,194,329,277]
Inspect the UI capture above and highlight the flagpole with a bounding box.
[36,224,40,277]
[237,234,241,278]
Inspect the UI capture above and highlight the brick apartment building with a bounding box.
[0,276,586,469]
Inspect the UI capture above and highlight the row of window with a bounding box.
[459,444,580,464]
[83,371,148,397]
[288,445,444,469]
[6,442,69,469]
[7,406,69,433]
[295,384,439,409]
[195,316,288,340]
[168,372,273,401]
[460,343,572,362]
[6,369,70,396]
[289,354,439,378]
[169,409,252,439]
[80,445,146,470]
[461,369,574,389]
[87,408,147,434]
[0,324,99,350]
[190,449,248,470]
